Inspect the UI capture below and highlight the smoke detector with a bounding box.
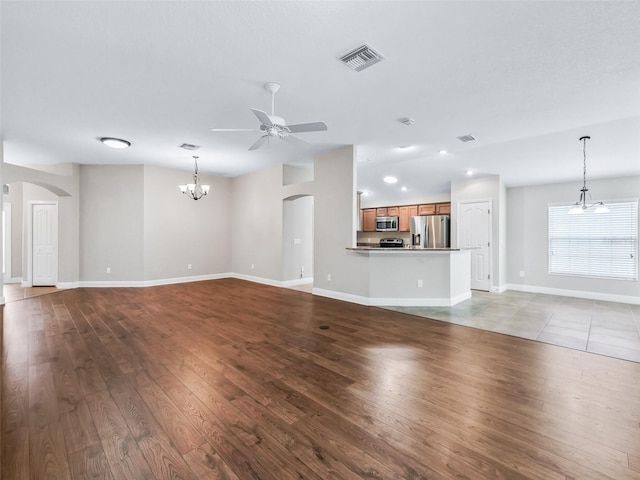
[400,118,415,126]
[339,44,385,72]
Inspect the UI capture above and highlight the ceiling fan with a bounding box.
[211,82,328,151]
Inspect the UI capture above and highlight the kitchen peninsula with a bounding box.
[345,247,471,307]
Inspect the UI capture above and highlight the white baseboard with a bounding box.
[21,280,32,287]
[506,283,640,305]
[281,277,313,287]
[492,284,508,293]
[312,288,472,307]
[74,273,232,289]
[228,273,284,288]
[312,288,370,305]
[3,277,22,284]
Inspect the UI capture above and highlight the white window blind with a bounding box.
[548,200,638,281]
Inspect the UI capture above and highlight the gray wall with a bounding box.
[143,165,231,280]
[507,175,640,300]
[3,182,23,279]
[80,165,145,281]
[231,165,284,281]
[451,174,507,290]
[313,146,369,297]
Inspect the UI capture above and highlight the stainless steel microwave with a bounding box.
[376,216,399,231]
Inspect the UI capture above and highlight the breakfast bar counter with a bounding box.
[342,247,471,306]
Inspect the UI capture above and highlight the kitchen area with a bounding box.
[344,200,472,307]
[357,201,452,249]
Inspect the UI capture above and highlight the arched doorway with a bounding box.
[282,194,314,288]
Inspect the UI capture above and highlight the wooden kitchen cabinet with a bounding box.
[386,206,399,216]
[436,202,451,214]
[399,205,418,231]
[376,207,388,216]
[418,204,436,215]
[362,209,376,232]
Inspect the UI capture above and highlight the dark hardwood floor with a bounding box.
[2,278,640,479]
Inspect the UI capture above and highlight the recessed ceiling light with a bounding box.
[401,186,407,191]
[466,169,474,176]
[100,137,131,149]
[383,176,398,184]
[397,145,414,151]
[439,150,447,155]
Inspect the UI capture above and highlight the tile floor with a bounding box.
[383,290,640,363]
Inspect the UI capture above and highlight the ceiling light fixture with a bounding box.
[100,137,131,149]
[401,186,408,191]
[400,118,415,126]
[179,156,210,201]
[439,150,447,155]
[466,169,473,176]
[568,136,608,214]
[383,176,398,184]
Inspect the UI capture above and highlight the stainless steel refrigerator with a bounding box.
[410,215,450,248]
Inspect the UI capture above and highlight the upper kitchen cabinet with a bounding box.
[418,204,436,215]
[435,203,451,214]
[376,207,388,216]
[362,208,376,232]
[386,206,399,216]
[399,205,418,231]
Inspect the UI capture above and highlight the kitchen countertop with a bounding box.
[347,247,461,251]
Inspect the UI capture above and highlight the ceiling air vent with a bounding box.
[179,143,201,151]
[456,134,476,143]
[339,44,384,72]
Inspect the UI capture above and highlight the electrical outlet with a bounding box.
[106,267,111,274]
[417,279,423,288]
[327,273,332,281]
[519,271,525,277]
[188,264,192,270]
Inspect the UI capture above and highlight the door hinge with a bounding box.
[488,274,491,279]
[487,209,490,214]
[487,241,490,247]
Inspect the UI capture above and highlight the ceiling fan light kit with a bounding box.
[211,82,328,150]
[568,136,608,215]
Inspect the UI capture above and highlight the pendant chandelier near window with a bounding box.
[179,156,210,200]
[568,136,608,214]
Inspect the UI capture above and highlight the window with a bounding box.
[548,200,638,281]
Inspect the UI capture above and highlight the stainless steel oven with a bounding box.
[376,216,399,232]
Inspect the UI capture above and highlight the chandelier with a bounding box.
[179,156,210,200]
[568,136,608,214]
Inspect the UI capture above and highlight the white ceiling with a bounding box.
[2,1,639,204]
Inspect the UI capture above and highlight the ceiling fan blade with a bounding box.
[286,121,328,133]
[211,128,261,132]
[251,108,273,127]
[249,135,269,151]
[282,135,310,148]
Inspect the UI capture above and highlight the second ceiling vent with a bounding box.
[339,44,384,72]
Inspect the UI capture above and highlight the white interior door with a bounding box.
[459,201,491,291]
[32,203,58,286]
